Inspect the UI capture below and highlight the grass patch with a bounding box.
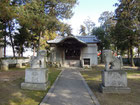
[0,67,61,105]
[47,67,61,91]
[80,65,140,105]
[9,67,27,71]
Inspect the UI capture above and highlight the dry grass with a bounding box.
[80,65,140,105]
[0,67,61,105]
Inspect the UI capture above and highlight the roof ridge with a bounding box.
[47,35,100,44]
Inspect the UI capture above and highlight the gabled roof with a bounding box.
[56,36,87,46]
[47,35,100,44]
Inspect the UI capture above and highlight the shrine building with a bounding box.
[47,35,100,67]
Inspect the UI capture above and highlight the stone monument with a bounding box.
[100,50,131,93]
[21,50,48,90]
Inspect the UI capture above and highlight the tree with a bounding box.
[92,27,110,63]
[59,23,73,36]
[114,0,140,66]
[40,30,57,50]
[0,20,5,43]
[0,21,4,50]
[99,11,114,25]
[14,26,30,57]
[0,0,17,57]
[98,11,115,37]
[137,46,140,58]
[16,0,78,54]
[93,11,115,63]
[111,22,130,55]
[16,1,48,53]
[83,17,95,35]
[79,25,87,36]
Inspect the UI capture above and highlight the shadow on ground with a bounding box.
[0,68,61,105]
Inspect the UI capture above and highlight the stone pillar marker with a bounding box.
[21,50,48,90]
[100,50,131,93]
[1,61,8,71]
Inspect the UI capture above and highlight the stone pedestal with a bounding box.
[16,63,23,68]
[21,68,48,90]
[100,70,131,93]
[1,63,8,71]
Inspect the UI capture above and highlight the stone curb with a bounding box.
[79,71,100,105]
[39,69,64,105]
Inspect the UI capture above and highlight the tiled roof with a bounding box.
[47,35,100,44]
[76,35,99,43]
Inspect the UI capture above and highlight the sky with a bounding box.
[65,0,119,35]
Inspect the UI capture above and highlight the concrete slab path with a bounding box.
[40,68,100,105]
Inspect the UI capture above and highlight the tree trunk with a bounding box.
[3,23,6,57]
[9,35,15,57]
[130,48,135,67]
[21,45,23,57]
[37,31,42,55]
[21,50,23,57]
[4,34,6,57]
[18,45,22,57]
[138,47,140,58]
[18,52,20,57]
[116,49,118,55]
[100,48,103,63]
[19,45,23,57]
[128,48,130,64]
[8,22,15,57]
[33,44,36,56]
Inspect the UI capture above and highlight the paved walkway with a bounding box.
[40,69,99,105]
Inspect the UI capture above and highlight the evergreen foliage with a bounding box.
[112,0,140,66]
[0,0,77,56]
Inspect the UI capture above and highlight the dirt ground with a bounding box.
[0,70,25,82]
[0,68,61,105]
[81,65,140,105]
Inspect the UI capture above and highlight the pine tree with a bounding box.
[114,0,140,66]
[92,27,110,63]
[0,0,17,57]
[16,0,77,53]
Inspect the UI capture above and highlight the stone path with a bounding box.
[40,68,100,105]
